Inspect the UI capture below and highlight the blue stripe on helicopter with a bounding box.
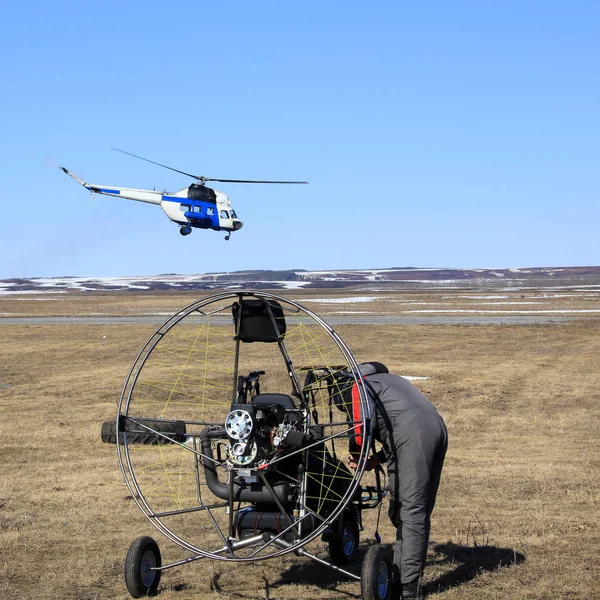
[161,195,197,203]
[183,212,219,229]
[161,195,217,205]
[162,197,220,225]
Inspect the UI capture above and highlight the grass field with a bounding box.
[2,287,600,317]
[0,289,599,599]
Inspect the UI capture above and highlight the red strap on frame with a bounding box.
[351,381,363,448]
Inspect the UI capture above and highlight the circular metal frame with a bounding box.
[116,291,373,562]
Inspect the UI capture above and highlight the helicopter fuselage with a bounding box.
[159,184,243,233]
[61,168,243,237]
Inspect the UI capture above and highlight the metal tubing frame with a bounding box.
[270,537,361,581]
[154,531,362,583]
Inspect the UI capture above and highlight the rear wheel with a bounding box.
[361,545,395,600]
[124,536,161,598]
[328,509,359,564]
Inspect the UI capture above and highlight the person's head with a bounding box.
[333,362,389,416]
[358,361,389,377]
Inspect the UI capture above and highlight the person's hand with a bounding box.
[365,455,381,471]
[348,454,380,471]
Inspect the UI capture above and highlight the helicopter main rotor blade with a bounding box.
[112,148,308,184]
[204,178,308,184]
[111,148,205,181]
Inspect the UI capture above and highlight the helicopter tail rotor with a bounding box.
[43,153,60,169]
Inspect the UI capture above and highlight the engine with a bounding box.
[199,389,354,543]
[224,400,300,468]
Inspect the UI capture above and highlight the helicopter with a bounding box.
[61,149,308,240]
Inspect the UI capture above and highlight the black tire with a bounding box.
[101,418,186,445]
[124,536,161,598]
[328,509,360,564]
[361,545,395,600]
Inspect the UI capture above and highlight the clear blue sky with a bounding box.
[1,1,598,278]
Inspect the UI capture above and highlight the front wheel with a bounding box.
[180,225,192,236]
[361,545,396,600]
[124,536,161,598]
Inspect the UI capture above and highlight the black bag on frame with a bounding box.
[232,299,286,343]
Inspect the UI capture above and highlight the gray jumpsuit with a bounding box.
[359,365,448,590]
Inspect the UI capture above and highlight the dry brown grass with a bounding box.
[0,291,599,599]
[1,287,599,318]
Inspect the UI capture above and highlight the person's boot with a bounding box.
[401,581,423,599]
[390,564,401,600]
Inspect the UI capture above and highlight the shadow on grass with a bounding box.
[425,542,525,595]
[273,546,371,597]
[272,542,524,597]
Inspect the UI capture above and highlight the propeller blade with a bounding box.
[111,148,205,181]
[204,178,308,184]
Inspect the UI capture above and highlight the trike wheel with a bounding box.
[125,536,161,598]
[361,545,395,600]
[328,509,359,564]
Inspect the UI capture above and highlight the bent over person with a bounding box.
[347,362,448,600]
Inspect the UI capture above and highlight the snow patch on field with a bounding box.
[475,302,546,305]
[303,296,384,304]
[441,295,511,299]
[0,276,311,294]
[538,293,600,298]
[279,281,311,289]
[0,290,67,295]
[401,309,600,314]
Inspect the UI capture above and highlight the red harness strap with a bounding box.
[351,381,363,448]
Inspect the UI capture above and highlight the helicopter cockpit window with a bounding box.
[220,210,229,219]
[230,210,237,218]
[207,207,215,216]
[180,204,191,213]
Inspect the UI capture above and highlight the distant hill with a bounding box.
[2,266,600,294]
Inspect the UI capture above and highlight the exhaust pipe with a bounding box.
[200,428,294,505]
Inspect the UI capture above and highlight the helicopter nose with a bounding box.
[232,219,244,231]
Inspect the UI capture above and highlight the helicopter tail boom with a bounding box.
[61,167,163,205]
